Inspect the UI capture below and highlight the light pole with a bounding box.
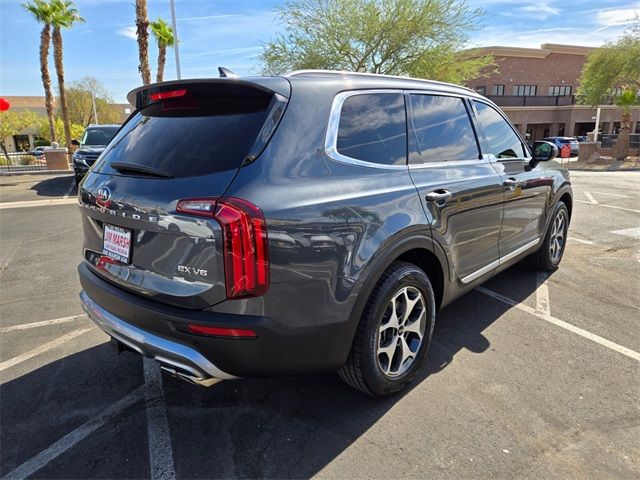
[593,106,601,143]
[169,0,181,79]
[91,87,99,125]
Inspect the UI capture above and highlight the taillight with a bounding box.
[149,89,187,101]
[176,197,269,299]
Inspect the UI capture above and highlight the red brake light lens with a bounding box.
[187,324,257,338]
[149,89,187,101]
[176,197,269,299]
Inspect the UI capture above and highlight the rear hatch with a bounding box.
[79,78,289,309]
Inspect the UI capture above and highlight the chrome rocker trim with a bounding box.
[80,291,237,386]
[460,237,541,284]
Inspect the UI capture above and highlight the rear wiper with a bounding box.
[110,162,173,178]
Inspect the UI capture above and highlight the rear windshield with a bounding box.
[94,93,272,178]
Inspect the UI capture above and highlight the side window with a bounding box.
[408,94,479,164]
[473,101,525,159]
[336,93,406,166]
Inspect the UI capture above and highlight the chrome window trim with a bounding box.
[460,237,541,284]
[325,89,408,170]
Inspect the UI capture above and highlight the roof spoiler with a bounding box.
[127,77,291,110]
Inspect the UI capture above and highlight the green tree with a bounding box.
[260,0,493,84]
[36,116,84,146]
[0,110,40,159]
[578,24,640,160]
[50,0,84,151]
[65,77,121,126]
[22,0,58,143]
[135,0,151,85]
[150,18,175,83]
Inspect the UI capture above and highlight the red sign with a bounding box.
[560,144,571,158]
[0,98,10,111]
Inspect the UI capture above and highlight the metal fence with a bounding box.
[599,134,640,149]
[0,152,50,173]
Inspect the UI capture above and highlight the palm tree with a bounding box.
[135,0,151,85]
[50,0,83,150]
[150,18,175,83]
[613,89,639,161]
[22,0,57,143]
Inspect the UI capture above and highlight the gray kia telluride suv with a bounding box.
[78,71,572,396]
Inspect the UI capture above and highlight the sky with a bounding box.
[0,0,638,103]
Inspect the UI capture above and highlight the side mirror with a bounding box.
[71,139,80,146]
[530,141,557,168]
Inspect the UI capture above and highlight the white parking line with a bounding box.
[591,191,628,198]
[62,178,76,199]
[574,199,640,214]
[476,287,640,362]
[143,359,176,480]
[0,328,92,372]
[0,198,78,210]
[535,272,551,317]
[584,191,599,204]
[2,387,144,480]
[0,243,21,272]
[610,227,640,239]
[567,237,594,245]
[0,314,86,334]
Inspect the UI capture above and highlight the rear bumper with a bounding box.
[78,262,352,379]
[80,291,236,386]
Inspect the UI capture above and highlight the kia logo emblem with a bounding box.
[96,186,111,206]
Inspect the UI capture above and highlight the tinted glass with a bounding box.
[473,101,525,159]
[82,127,119,146]
[95,95,271,178]
[408,94,479,164]
[337,93,406,165]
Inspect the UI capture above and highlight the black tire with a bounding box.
[339,261,436,396]
[74,173,82,186]
[525,202,569,271]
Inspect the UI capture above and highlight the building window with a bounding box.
[491,84,505,96]
[548,85,572,96]
[513,85,537,96]
[474,86,487,96]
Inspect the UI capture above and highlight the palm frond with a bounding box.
[150,18,175,47]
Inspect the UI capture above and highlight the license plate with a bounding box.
[102,224,132,263]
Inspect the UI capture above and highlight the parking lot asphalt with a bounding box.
[0,171,638,479]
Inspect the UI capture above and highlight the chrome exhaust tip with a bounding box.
[159,365,222,387]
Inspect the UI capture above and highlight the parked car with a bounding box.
[542,136,579,157]
[575,135,589,142]
[78,71,572,396]
[29,146,47,158]
[72,124,121,185]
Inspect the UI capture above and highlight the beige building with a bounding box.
[2,96,133,152]
[466,44,640,140]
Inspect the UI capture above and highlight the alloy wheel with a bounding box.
[377,286,426,377]
[549,209,567,264]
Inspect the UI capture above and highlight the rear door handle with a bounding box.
[425,189,453,205]
[503,178,519,190]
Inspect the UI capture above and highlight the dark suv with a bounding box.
[72,124,120,185]
[78,71,572,396]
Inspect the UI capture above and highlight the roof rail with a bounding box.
[284,69,477,94]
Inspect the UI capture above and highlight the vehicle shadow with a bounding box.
[29,174,76,198]
[0,264,543,479]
